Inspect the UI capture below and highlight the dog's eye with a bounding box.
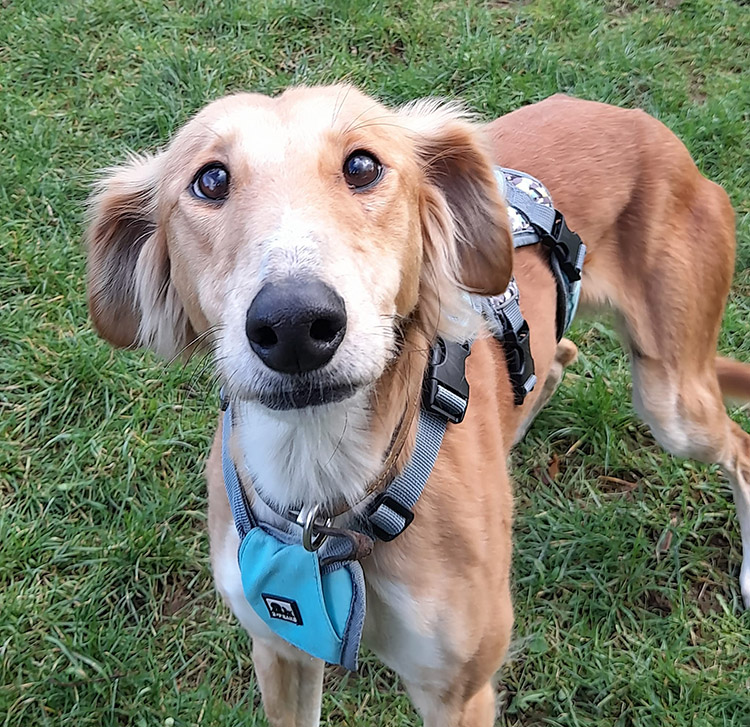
[343,151,382,190]
[192,163,230,201]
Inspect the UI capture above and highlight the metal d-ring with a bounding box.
[295,504,333,552]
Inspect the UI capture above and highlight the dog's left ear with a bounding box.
[403,100,513,297]
[86,153,193,358]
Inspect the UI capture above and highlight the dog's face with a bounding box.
[87,86,512,410]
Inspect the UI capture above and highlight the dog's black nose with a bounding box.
[245,279,347,374]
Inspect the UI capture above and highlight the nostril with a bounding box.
[310,317,342,343]
[248,325,278,348]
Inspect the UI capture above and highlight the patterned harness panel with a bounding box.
[504,169,555,238]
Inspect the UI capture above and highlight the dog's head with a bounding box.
[86,86,512,410]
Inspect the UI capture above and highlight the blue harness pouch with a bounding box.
[237,525,366,670]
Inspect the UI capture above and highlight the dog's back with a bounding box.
[491,95,750,607]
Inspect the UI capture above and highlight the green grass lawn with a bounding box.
[2,0,749,724]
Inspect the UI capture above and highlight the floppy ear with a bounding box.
[86,154,193,357]
[403,100,513,298]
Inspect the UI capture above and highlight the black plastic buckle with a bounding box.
[368,493,415,542]
[534,212,584,282]
[503,319,535,405]
[422,337,471,424]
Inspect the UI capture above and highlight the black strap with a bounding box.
[479,279,537,405]
[531,211,586,341]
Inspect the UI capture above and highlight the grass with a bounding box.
[1,0,749,724]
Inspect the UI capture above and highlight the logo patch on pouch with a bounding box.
[262,593,303,625]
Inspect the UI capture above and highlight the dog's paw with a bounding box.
[555,338,578,368]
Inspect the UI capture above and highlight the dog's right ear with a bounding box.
[86,154,163,349]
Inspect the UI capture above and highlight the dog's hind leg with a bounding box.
[566,143,750,603]
[252,638,324,727]
[407,679,496,727]
[723,421,750,608]
[629,353,750,605]
[598,174,750,605]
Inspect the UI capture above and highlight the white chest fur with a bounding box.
[233,389,384,513]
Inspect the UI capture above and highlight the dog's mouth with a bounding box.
[220,322,400,411]
[233,374,365,411]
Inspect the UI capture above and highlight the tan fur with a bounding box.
[716,356,750,404]
[87,86,750,726]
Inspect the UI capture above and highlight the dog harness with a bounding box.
[222,167,586,670]
[484,168,586,403]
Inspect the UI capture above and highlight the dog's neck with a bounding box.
[231,325,430,517]
[233,389,385,513]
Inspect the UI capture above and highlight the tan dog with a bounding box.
[86,86,750,726]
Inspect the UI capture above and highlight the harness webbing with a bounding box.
[473,278,537,405]
[504,182,558,237]
[497,167,587,342]
[366,409,447,540]
[221,405,254,540]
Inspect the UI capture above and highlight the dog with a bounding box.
[86,85,750,726]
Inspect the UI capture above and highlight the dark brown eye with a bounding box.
[192,163,229,201]
[343,151,382,190]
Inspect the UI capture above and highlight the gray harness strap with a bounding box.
[221,404,255,540]
[366,409,447,541]
[473,278,537,405]
[503,181,558,238]
[472,167,587,403]
[497,167,587,341]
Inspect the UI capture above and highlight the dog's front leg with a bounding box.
[252,639,324,727]
[207,430,325,726]
[212,517,325,726]
[209,510,325,726]
[513,337,578,445]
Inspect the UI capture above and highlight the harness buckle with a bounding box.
[422,338,470,424]
[534,212,585,283]
[368,492,415,542]
[503,319,537,405]
[294,504,333,552]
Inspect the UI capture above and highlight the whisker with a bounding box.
[331,82,354,127]
[342,101,389,134]
[325,412,349,468]
[168,325,222,367]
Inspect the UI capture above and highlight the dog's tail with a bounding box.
[716,356,750,404]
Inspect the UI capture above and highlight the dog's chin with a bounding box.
[246,378,364,411]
